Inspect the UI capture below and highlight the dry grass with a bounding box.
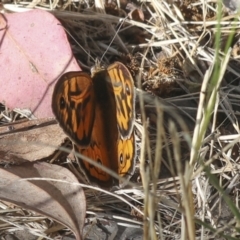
[1,0,240,239]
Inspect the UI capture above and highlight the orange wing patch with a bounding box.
[118,132,135,177]
[52,72,95,146]
[107,62,135,139]
[75,142,111,182]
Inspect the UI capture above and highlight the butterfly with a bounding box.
[52,62,136,188]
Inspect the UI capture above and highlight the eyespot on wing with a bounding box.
[52,72,95,146]
[107,62,135,139]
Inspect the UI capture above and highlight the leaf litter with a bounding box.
[1,0,240,239]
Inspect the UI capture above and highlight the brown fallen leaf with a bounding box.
[0,118,67,164]
[0,162,85,240]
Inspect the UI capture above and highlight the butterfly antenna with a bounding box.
[60,25,96,63]
[100,16,128,63]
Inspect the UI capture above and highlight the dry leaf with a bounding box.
[0,119,66,164]
[0,162,85,240]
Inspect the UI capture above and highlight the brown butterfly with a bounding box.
[52,62,135,188]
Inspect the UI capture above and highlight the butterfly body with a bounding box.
[52,62,135,188]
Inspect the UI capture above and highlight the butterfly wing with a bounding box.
[52,63,136,189]
[118,132,135,179]
[74,99,118,187]
[52,72,95,146]
[73,70,119,187]
[107,62,135,139]
[76,133,136,187]
[75,142,111,181]
[78,130,136,188]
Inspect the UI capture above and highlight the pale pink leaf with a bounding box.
[0,10,81,118]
